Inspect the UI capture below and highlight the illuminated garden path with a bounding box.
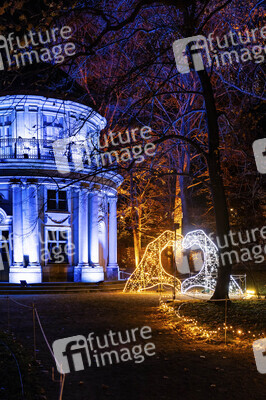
[0,292,264,400]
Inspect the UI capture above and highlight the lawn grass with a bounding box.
[170,299,266,345]
[0,331,44,400]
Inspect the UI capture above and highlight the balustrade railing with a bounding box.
[0,138,117,170]
[0,138,54,160]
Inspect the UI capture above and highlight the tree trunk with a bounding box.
[133,226,140,268]
[138,204,142,253]
[179,176,190,235]
[197,69,232,300]
[168,156,177,228]
[130,172,141,268]
[178,147,191,235]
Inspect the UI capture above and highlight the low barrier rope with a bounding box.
[0,296,65,400]
[34,308,65,400]
[8,296,33,309]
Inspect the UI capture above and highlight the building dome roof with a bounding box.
[0,63,97,109]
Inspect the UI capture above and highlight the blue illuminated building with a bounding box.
[0,66,122,283]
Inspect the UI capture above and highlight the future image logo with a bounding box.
[0,26,76,71]
[173,26,266,74]
[253,138,266,174]
[53,335,91,374]
[52,326,156,374]
[253,338,266,374]
[172,35,211,74]
[52,126,156,175]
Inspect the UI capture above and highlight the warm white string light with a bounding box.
[124,230,183,293]
[124,229,243,296]
[181,230,243,296]
[159,300,265,342]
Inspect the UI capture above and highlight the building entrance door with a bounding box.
[43,228,73,282]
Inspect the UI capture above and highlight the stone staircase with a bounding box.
[0,281,126,295]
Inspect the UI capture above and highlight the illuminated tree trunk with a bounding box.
[132,204,142,268]
[178,146,191,235]
[130,172,141,268]
[179,175,191,234]
[197,69,231,300]
[133,224,141,268]
[138,204,142,253]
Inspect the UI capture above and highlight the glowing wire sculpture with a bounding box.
[181,230,243,295]
[124,230,182,293]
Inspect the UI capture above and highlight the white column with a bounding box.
[98,193,108,270]
[78,188,89,266]
[79,189,104,282]
[89,190,100,266]
[9,183,42,283]
[25,184,40,265]
[108,196,118,266]
[11,184,23,266]
[107,196,119,280]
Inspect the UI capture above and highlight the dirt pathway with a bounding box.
[0,292,264,400]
